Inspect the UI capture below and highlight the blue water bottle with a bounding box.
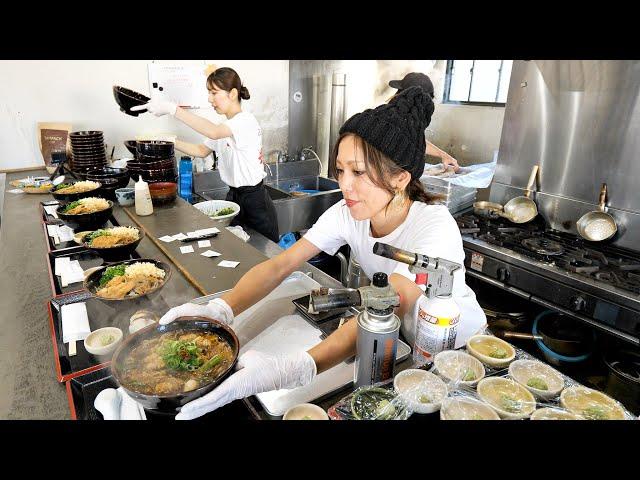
[179,156,193,202]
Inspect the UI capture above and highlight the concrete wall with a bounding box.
[0,60,289,170]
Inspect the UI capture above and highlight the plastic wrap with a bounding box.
[327,330,637,420]
[327,379,413,420]
[431,330,637,420]
[422,153,497,189]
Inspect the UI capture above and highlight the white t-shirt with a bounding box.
[203,111,266,188]
[304,200,487,348]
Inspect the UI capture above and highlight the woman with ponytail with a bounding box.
[157,86,486,420]
[133,67,279,242]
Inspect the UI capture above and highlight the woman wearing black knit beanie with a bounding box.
[159,87,487,420]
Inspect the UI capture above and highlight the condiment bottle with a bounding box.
[134,177,154,216]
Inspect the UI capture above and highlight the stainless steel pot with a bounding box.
[502,165,539,223]
[576,183,618,241]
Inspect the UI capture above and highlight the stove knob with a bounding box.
[497,267,510,282]
[571,296,586,312]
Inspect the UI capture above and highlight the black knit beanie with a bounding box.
[339,86,435,180]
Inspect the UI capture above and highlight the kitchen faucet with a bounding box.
[301,146,323,176]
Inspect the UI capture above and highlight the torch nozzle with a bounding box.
[373,242,431,268]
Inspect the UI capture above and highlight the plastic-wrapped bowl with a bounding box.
[434,349,485,386]
[440,396,500,420]
[530,407,583,420]
[393,369,447,414]
[193,200,241,227]
[477,377,537,419]
[508,359,564,400]
[560,386,627,420]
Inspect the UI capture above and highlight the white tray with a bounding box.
[195,271,410,417]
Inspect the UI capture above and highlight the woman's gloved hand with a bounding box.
[175,350,317,420]
[159,298,234,326]
[131,94,177,117]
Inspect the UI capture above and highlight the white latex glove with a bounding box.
[159,297,234,326]
[94,388,146,420]
[131,94,177,117]
[175,350,317,420]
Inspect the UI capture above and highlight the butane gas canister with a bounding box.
[354,273,401,388]
[412,293,460,366]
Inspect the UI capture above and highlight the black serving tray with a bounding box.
[46,247,142,296]
[41,202,122,252]
[48,290,172,382]
[66,367,256,420]
[46,247,105,296]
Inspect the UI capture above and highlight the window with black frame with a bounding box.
[443,60,513,106]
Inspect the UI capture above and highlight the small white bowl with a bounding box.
[434,350,486,387]
[440,397,500,420]
[530,407,583,420]
[509,359,565,400]
[477,377,537,419]
[84,327,123,357]
[466,335,516,368]
[560,386,627,420]
[283,403,329,420]
[393,369,448,414]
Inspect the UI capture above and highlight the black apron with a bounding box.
[226,181,279,243]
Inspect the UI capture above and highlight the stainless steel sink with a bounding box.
[266,176,343,233]
[195,167,343,234]
[272,176,339,194]
[265,184,292,200]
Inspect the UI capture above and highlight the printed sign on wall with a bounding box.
[147,64,210,109]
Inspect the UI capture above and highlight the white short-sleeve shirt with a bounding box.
[304,200,487,347]
[203,111,266,188]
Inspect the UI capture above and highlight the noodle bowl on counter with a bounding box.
[62,197,110,215]
[84,226,140,248]
[95,261,166,299]
[54,181,101,194]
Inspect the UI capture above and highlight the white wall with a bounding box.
[0,60,289,170]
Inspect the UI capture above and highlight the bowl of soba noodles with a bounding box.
[81,226,144,261]
[111,316,239,412]
[51,180,103,202]
[56,197,113,231]
[84,259,171,303]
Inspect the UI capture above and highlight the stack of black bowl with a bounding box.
[127,141,178,184]
[85,167,131,200]
[124,140,138,158]
[70,131,107,178]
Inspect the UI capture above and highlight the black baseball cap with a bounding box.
[389,72,435,98]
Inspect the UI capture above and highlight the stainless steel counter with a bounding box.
[0,170,344,419]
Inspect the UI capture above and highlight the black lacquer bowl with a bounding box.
[113,86,150,116]
[111,317,239,413]
[81,227,145,261]
[51,181,103,202]
[83,258,171,303]
[56,200,113,231]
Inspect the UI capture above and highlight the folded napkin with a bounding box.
[61,303,91,344]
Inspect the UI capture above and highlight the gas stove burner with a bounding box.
[521,238,565,256]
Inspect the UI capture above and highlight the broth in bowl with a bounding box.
[120,329,234,395]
